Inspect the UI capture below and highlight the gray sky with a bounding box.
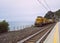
[0,0,60,22]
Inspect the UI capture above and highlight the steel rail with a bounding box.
[17,24,53,43]
[36,24,55,43]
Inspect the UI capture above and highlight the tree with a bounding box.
[0,20,9,33]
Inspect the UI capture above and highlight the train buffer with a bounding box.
[17,22,60,43]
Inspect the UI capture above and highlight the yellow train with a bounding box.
[34,16,54,27]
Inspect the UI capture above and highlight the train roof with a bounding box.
[37,16,43,18]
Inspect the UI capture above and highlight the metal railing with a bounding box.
[9,25,34,31]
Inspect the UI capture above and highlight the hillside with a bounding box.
[44,9,60,21]
[44,11,54,19]
[55,9,60,18]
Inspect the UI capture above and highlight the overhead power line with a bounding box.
[37,0,48,10]
[43,0,51,11]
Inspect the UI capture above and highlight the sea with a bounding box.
[8,21,34,31]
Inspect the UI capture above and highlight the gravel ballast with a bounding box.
[0,26,43,43]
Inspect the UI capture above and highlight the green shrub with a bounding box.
[0,20,9,33]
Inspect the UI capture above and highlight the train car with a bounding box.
[34,16,55,27]
[42,18,48,25]
[34,16,43,27]
[48,19,54,23]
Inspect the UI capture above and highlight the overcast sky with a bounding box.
[0,0,60,22]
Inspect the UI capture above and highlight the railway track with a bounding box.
[17,23,56,43]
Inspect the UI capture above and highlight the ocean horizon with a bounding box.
[8,21,34,31]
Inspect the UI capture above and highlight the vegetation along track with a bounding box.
[17,23,56,43]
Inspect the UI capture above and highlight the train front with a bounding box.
[34,16,43,27]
